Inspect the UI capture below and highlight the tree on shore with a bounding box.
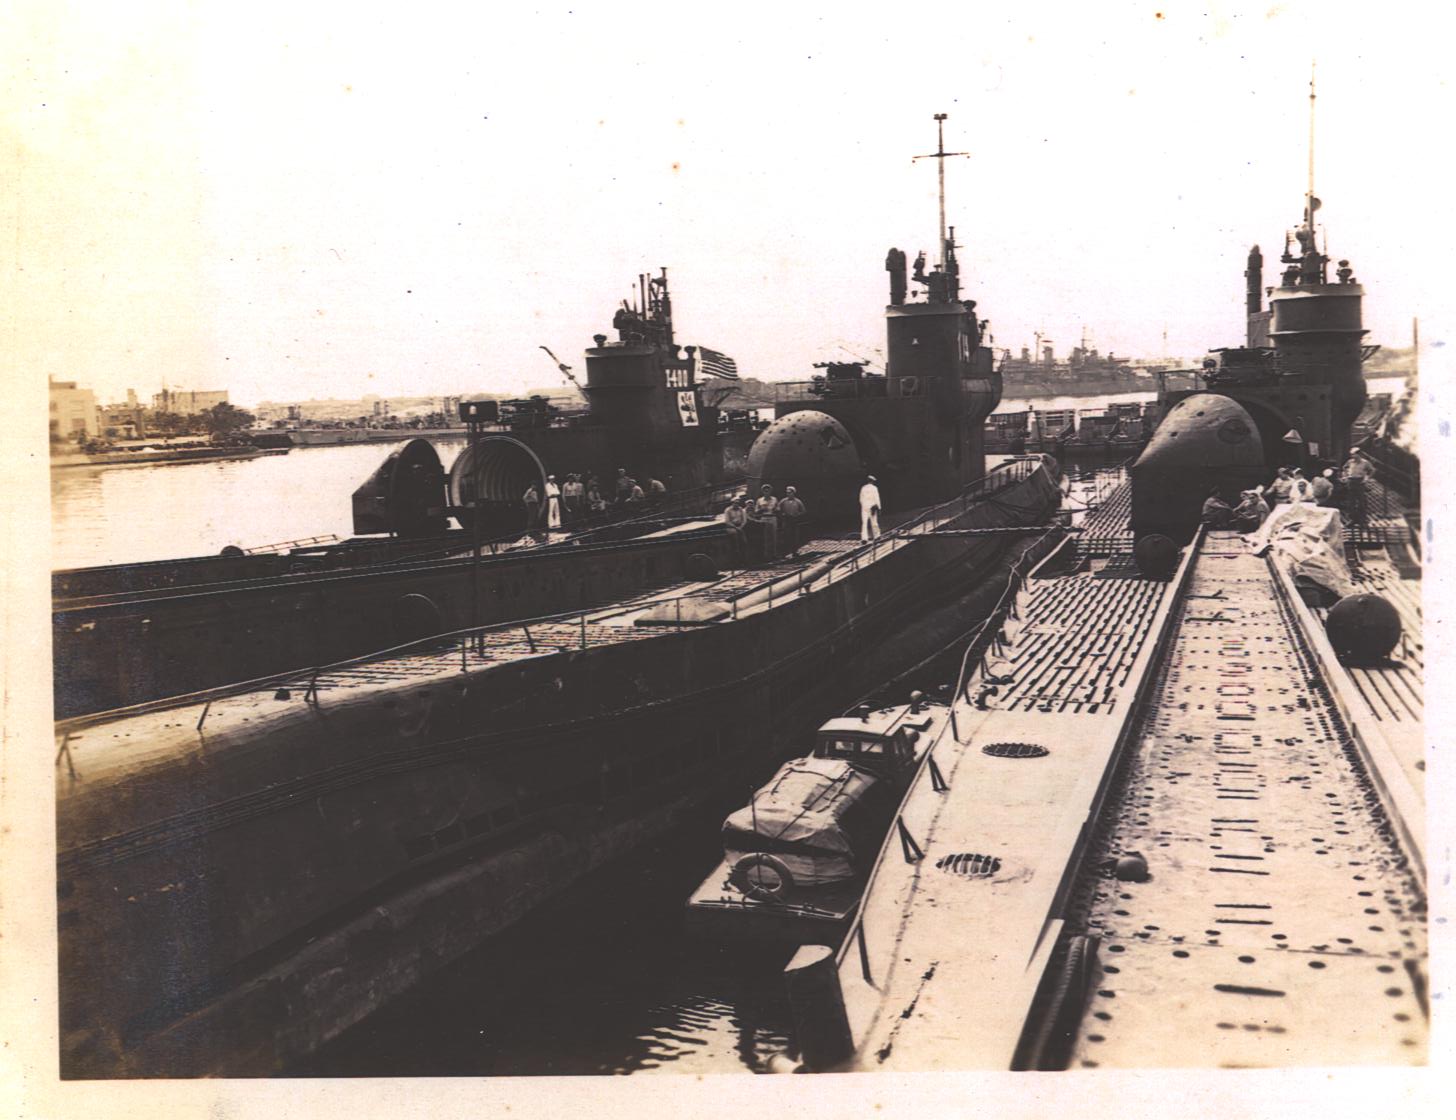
[149,411,190,437]
[200,402,256,438]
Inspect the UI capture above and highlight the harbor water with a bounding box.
[49,437,467,570]
[292,814,797,1077]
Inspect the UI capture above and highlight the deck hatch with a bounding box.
[981,742,1049,759]
[935,852,1002,877]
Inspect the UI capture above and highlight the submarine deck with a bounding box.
[838,505,1426,1071]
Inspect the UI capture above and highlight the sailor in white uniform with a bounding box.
[859,475,881,541]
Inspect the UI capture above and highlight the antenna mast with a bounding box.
[1306,62,1317,236]
[914,113,968,270]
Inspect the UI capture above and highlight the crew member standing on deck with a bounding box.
[522,481,542,538]
[562,474,584,519]
[1267,466,1294,506]
[1287,468,1315,504]
[722,496,748,562]
[1343,447,1373,525]
[778,486,807,556]
[544,475,562,529]
[860,475,881,541]
[751,484,780,560]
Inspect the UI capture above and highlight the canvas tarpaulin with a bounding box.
[1245,502,1355,599]
[722,757,880,886]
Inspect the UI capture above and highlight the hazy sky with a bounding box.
[10,2,1452,408]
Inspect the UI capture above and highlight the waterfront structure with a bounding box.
[151,387,228,415]
[48,377,98,442]
[100,389,145,439]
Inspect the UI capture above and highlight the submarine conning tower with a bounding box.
[1264,228,1369,455]
[582,268,724,490]
[1132,209,1369,543]
[747,114,1002,521]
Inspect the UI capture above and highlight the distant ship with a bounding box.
[998,331,1161,399]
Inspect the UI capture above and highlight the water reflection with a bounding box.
[50,439,466,570]
[295,817,794,1078]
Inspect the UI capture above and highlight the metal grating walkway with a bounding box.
[988,569,1164,715]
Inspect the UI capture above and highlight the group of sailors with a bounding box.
[720,484,808,563]
[1202,447,1376,531]
[719,474,885,564]
[521,468,669,533]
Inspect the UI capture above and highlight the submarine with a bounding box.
[351,268,758,540]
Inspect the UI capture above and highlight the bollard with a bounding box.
[784,944,855,1072]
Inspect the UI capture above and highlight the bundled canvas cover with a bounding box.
[722,757,880,886]
[1246,502,1355,599]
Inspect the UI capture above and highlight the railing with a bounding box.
[889,456,1045,539]
[771,378,892,403]
[562,478,745,545]
[1156,368,1208,394]
[242,534,344,556]
[56,548,832,737]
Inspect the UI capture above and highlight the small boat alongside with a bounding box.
[686,694,953,945]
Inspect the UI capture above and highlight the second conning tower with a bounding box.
[747,114,1003,519]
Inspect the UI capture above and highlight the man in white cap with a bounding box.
[1312,468,1335,506]
[859,475,882,541]
[544,474,562,528]
[1287,467,1315,504]
[778,485,807,555]
[1231,487,1269,530]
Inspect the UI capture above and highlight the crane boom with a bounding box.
[538,345,586,399]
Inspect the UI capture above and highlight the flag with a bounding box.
[698,347,739,380]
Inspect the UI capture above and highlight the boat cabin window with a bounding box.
[818,735,886,759]
[817,733,911,765]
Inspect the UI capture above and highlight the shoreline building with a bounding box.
[152,388,228,416]
[49,378,98,442]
